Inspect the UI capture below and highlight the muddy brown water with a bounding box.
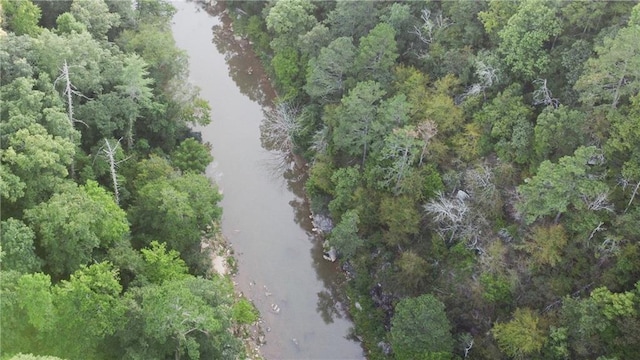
[172,2,365,359]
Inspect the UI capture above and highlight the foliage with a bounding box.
[0,218,41,273]
[232,298,259,325]
[575,7,640,108]
[1,123,75,211]
[331,80,385,164]
[171,138,213,174]
[128,173,222,272]
[70,0,120,40]
[1,0,42,36]
[355,22,398,84]
[520,224,568,268]
[498,0,562,80]
[5,0,640,359]
[517,146,609,225]
[390,294,454,359]
[0,2,244,359]
[533,106,587,164]
[205,2,640,359]
[122,276,242,359]
[329,209,363,260]
[474,84,533,164]
[52,262,127,358]
[139,240,189,284]
[24,181,129,279]
[492,308,546,359]
[380,195,420,246]
[304,36,356,102]
[480,273,513,305]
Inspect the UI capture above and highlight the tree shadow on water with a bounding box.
[316,289,343,324]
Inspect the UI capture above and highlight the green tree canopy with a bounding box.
[498,0,562,79]
[0,0,42,36]
[304,36,356,102]
[122,276,242,359]
[329,209,363,260]
[1,123,75,211]
[330,80,385,164]
[171,137,213,174]
[51,262,127,358]
[265,0,316,50]
[25,181,129,278]
[355,22,398,84]
[0,218,41,273]
[474,84,534,164]
[533,106,587,164]
[70,0,120,40]
[492,308,547,359]
[391,294,454,360]
[139,240,189,284]
[128,173,222,272]
[517,146,609,225]
[575,4,640,108]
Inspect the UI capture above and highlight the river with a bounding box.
[171,2,365,359]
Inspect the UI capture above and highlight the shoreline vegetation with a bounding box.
[3,0,640,359]
[221,1,640,359]
[202,222,266,360]
[0,0,260,359]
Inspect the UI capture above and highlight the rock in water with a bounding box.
[323,246,337,262]
[270,303,280,314]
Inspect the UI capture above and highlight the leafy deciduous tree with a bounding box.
[575,5,640,108]
[498,0,562,79]
[140,240,189,284]
[171,138,213,174]
[25,181,129,278]
[492,308,546,359]
[70,0,120,40]
[0,0,42,36]
[391,294,454,360]
[0,218,41,273]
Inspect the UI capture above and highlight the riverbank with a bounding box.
[202,225,266,360]
[173,1,364,358]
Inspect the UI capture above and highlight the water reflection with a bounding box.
[257,130,353,326]
[207,5,275,107]
[194,0,359,340]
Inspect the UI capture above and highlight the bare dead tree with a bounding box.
[458,61,500,103]
[260,102,300,154]
[533,78,560,108]
[416,120,437,166]
[409,8,452,59]
[462,335,474,358]
[582,192,615,212]
[100,138,129,205]
[377,127,423,194]
[586,221,606,246]
[54,60,91,177]
[54,60,90,129]
[464,164,505,221]
[624,180,640,213]
[310,125,329,158]
[424,192,470,243]
[596,236,622,259]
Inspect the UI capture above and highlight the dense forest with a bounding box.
[218,0,640,359]
[0,1,259,359]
